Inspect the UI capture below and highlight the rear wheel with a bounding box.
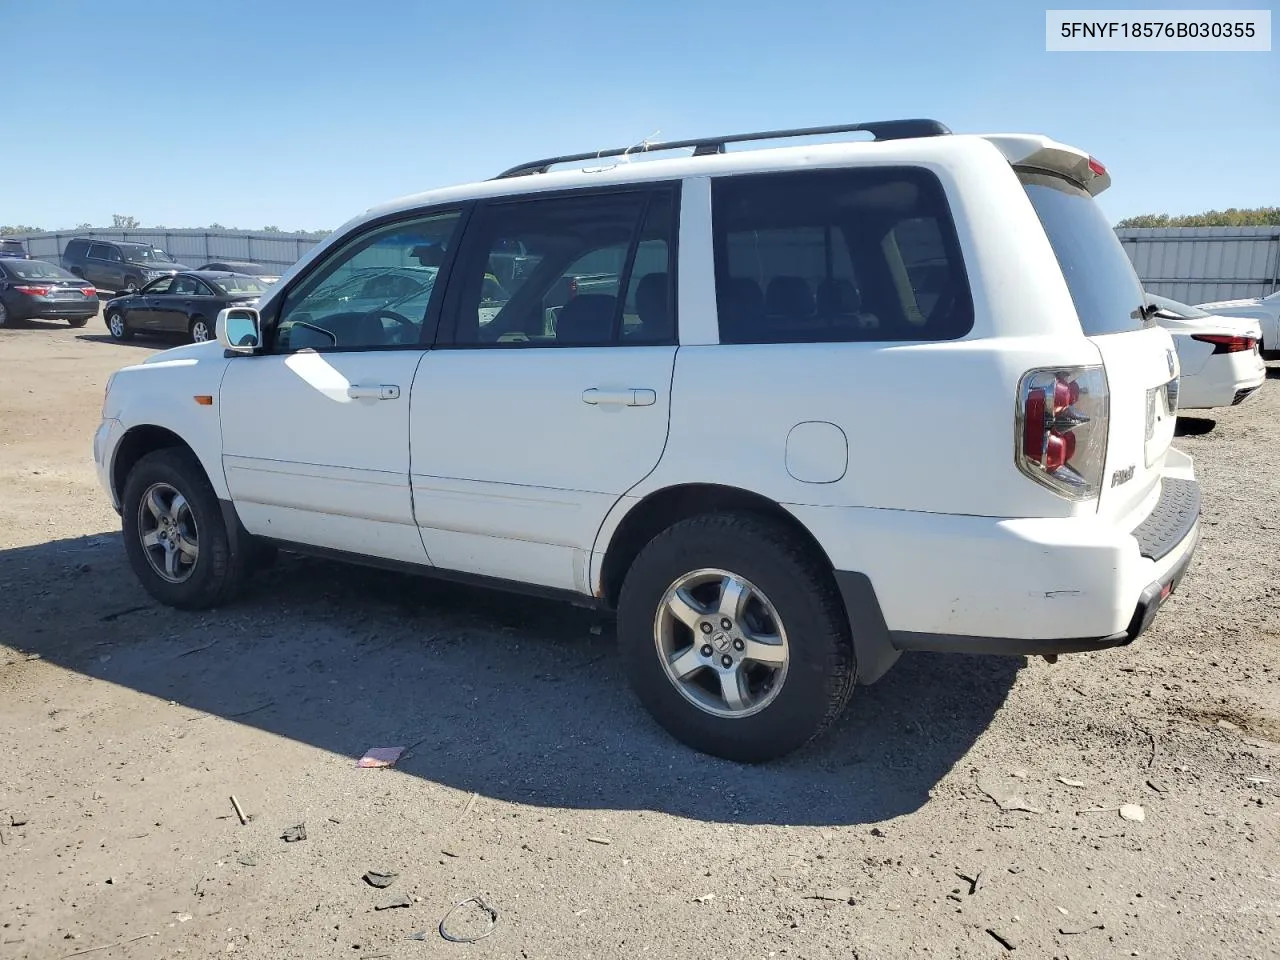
[617,512,856,762]
[121,448,246,609]
[68,316,89,328]
[189,316,212,343]
[106,310,132,340]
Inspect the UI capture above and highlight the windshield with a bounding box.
[1147,293,1211,319]
[128,246,175,263]
[1019,170,1148,336]
[7,260,77,280]
[213,275,268,296]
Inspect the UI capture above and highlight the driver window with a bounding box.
[273,210,461,353]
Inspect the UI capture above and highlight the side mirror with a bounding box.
[217,306,262,353]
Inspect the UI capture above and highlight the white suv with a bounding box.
[94,120,1201,762]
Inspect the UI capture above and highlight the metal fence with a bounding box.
[11,229,329,275]
[1117,226,1280,305]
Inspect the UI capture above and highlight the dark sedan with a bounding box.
[196,260,281,285]
[0,258,98,327]
[103,271,267,343]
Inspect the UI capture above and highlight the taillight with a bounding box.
[14,285,50,296]
[1190,333,1256,354]
[1016,366,1109,500]
[81,286,97,297]
[1087,156,1107,178]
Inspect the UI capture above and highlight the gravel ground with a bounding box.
[1,312,1277,960]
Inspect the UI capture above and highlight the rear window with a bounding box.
[712,167,973,343]
[7,260,75,280]
[1020,170,1148,336]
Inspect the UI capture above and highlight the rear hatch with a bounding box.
[996,139,1179,521]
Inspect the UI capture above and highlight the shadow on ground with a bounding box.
[75,332,174,350]
[1175,416,1217,436]
[0,533,1021,827]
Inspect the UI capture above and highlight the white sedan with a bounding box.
[1148,294,1266,410]
[1196,289,1280,358]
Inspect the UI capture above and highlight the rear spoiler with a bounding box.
[978,134,1112,196]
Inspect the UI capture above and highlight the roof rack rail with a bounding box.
[494,119,951,179]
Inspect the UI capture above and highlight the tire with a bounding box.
[0,301,8,327]
[122,277,140,295]
[189,316,213,343]
[106,310,132,341]
[121,447,245,610]
[68,316,90,328]
[616,512,856,763]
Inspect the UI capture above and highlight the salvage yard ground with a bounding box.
[1,311,1277,959]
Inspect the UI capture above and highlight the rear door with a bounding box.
[409,185,679,592]
[1019,170,1178,520]
[85,244,120,289]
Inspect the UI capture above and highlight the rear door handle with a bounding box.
[347,384,401,400]
[581,387,656,407]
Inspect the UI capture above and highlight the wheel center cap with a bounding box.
[711,631,733,654]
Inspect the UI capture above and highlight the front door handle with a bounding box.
[581,387,657,407]
[347,383,401,400]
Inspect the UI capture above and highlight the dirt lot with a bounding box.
[1,310,1277,960]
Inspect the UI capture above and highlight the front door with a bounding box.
[218,209,463,564]
[410,185,679,593]
[132,276,173,330]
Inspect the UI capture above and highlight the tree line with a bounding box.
[1115,207,1280,228]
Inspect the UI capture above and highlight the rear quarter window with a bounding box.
[711,166,973,344]
[1019,170,1148,336]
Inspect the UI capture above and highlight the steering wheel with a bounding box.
[369,309,417,344]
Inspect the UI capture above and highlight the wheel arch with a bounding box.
[596,482,901,686]
[111,424,203,505]
[597,483,837,609]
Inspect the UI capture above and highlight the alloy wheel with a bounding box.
[136,482,199,583]
[653,567,790,719]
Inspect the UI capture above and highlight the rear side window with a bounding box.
[1019,171,1147,336]
[711,167,973,344]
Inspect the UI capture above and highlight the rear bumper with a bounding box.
[13,297,99,320]
[1177,352,1266,410]
[791,462,1202,681]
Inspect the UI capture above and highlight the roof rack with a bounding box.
[494,119,951,179]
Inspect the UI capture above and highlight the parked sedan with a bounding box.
[1195,289,1280,357]
[103,271,267,343]
[1148,293,1266,409]
[0,258,98,327]
[195,260,281,285]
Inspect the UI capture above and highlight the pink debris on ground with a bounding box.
[357,746,406,768]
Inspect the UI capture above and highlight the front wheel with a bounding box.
[617,512,856,763]
[122,278,140,295]
[121,448,246,609]
[0,301,9,327]
[106,310,132,340]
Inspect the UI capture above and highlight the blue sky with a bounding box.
[5,0,1275,231]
